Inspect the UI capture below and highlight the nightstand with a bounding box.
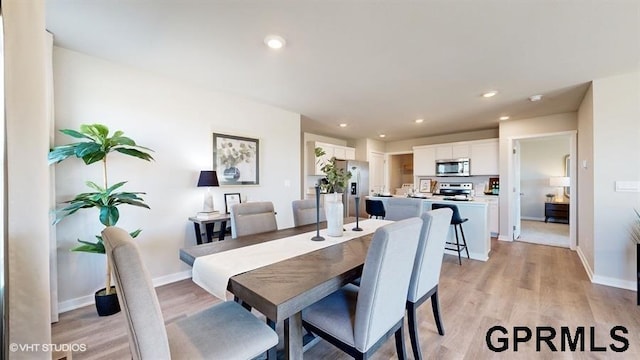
[545,202,569,224]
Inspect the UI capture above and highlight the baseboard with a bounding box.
[521,216,545,222]
[498,234,511,242]
[58,270,193,313]
[576,247,636,291]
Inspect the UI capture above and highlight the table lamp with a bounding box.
[197,170,219,213]
[549,176,570,202]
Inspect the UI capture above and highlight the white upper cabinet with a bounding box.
[435,146,452,160]
[308,141,355,175]
[470,139,499,175]
[413,145,436,176]
[435,143,470,160]
[452,144,470,158]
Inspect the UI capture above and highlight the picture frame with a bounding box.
[224,193,241,214]
[418,178,432,193]
[213,133,259,186]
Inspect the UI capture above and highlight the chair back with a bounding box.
[230,201,278,238]
[102,227,171,360]
[407,208,453,303]
[431,203,465,224]
[365,199,386,218]
[292,199,325,227]
[354,217,422,352]
[384,197,422,221]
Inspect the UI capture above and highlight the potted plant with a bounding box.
[49,124,154,316]
[315,147,351,236]
[631,209,640,305]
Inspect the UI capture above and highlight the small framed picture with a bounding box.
[418,178,432,193]
[224,193,241,214]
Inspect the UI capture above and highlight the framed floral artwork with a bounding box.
[213,133,259,185]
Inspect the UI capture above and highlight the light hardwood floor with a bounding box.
[52,239,640,359]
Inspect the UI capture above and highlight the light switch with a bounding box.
[615,181,640,192]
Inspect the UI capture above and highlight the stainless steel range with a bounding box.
[437,182,473,200]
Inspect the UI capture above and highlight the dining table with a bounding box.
[179,217,390,359]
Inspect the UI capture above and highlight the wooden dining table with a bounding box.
[179,218,378,359]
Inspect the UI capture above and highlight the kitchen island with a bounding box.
[368,196,491,261]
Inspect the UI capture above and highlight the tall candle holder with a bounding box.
[311,185,325,241]
[352,196,363,231]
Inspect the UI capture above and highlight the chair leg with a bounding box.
[459,224,470,259]
[394,325,407,360]
[430,291,445,336]
[453,225,462,265]
[407,302,422,360]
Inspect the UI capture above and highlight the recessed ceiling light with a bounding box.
[379,134,386,138]
[482,91,498,98]
[339,123,347,128]
[415,119,424,124]
[264,35,286,49]
[529,94,543,102]
[499,116,510,121]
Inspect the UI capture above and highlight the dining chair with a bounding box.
[406,208,453,360]
[301,217,423,360]
[230,201,278,238]
[102,226,278,360]
[365,199,386,219]
[384,197,423,221]
[292,199,325,226]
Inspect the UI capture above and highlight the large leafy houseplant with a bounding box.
[49,124,154,299]
[314,147,352,193]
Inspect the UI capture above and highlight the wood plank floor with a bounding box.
[52,238,640,359]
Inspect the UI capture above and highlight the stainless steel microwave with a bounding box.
[436,158,470,177]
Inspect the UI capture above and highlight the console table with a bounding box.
[188,215,231,244]
[545,202,569,224]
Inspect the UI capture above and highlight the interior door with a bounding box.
[369,151,385,195]
[513,141,522,240]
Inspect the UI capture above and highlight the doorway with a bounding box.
[510,132,576,249]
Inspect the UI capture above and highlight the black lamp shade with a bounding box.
[197,171,219,187]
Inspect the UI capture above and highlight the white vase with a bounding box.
[325,192,344,237]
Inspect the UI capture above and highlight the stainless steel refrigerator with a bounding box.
[335,160,369,217]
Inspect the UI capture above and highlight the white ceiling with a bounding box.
[46,0,640,142]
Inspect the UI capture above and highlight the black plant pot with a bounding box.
[95,286,121,316]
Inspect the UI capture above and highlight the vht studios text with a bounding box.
[486,326,629,353]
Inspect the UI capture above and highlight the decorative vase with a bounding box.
[95,286,120,316]
[325,192,344,237]
[223,166,240,181]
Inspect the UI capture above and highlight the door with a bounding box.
[513,141,521,240]
[369,151,385,195]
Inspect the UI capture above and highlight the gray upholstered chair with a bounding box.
[406,208,453,360]
[384,197,423,221]
[292,199,325,227]
[230,201,277,238]
[301,217,423,360]
[102,227,278,360]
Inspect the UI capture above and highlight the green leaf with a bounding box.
[59,129,93,140]
[81,150,106,165]
[114,199,150,209]
[113,130,124,138]
[85,181,104,192]
[114,148,154,161]
[105,181,127,194]
[74,142,101,158]
[48,145,78,164]
[110,136,136,146]
[130,229,142,238]
[100,206,119,226]
[71,240,105,254]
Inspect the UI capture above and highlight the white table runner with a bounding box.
[192,219,391,300]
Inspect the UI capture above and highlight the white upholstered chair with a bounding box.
[292,199,325,227]
[384,197,422,221]
[230,201,277,238]
[102,226,278,360]
[301,218,423,359]
[406,208,453,359]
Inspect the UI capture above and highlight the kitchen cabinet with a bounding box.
[413,146,436,176]
[488,198,499,236]
[308,142,355,175]
[435,143,470,160]
[470,139,499,175]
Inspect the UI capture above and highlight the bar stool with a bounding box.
[431,203,470,265]
[365,199,386,219]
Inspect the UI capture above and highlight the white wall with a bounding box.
[577,84,595,271]
[499,113,577,240]
[53,48,301,309]
[4,0,52,355]
[591,72,640,288]
[519,136,570,220]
